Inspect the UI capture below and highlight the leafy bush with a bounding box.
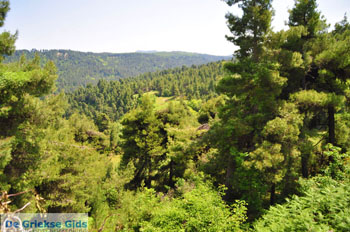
[254,175,350,231]
[113,178,247,231]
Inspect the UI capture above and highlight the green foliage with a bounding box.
[5,50,229,91]
[121,94,166,188]
[112,178,247,232]
[0,7,112,216]
[141,183,247,231]
[3,92,109,213]
[254,175,350,231]
[208,0,350,220]
[335,112,350,149]
[288,0,327,38]
[198,96,225,124]
[0,31,17,61]
[333,14,350,35]
[0,0,16,62]
[4,0,350,230]
[0,59,57,136]
[224,0,273,60]
[68,62,224,122]
[0,0,9,27]
[322,144,350,180]
[121,93,200,190]
[290,90,344,110]
[0,136,12,190]
[212,56,288,212]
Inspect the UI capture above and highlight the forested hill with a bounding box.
[68,62,223,121]
[5,49,230,91]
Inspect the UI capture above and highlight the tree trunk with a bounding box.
[168,160,174,188]
[223,155,235,202]
[300,114,309,178]
[301,154,309,178]
[145,157,151,188]
[328,105,335,145]
[270,183,276,206]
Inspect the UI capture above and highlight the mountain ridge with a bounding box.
[5,49,230,92]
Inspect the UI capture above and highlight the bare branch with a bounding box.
[14,202,31,213]
[98,214,114,232]
[8,190,32,198]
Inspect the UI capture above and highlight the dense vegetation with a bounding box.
[5,49,229,91]
[68,62,223,121]
[2,0,350,231]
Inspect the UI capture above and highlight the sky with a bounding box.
[3,0,350,56]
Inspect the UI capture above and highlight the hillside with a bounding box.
[5,49,230,91]
[68,61,224,121]
[4,0,350,231]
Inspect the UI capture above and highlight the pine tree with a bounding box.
[224,0,273,61]
[121,94,166,189]
[215,0,291,209]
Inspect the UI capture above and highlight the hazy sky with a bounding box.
[3,0,350,56]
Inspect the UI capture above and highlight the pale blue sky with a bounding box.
[3,0,350,56]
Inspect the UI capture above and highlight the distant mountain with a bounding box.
[135,50,159,53]
[5,49,231,92]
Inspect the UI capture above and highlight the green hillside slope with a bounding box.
[5,49,230,91]
[68,61,224,121]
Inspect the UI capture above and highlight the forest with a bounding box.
[67,62,223,121]
[4,49,229,92]
[1,0,350,231]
